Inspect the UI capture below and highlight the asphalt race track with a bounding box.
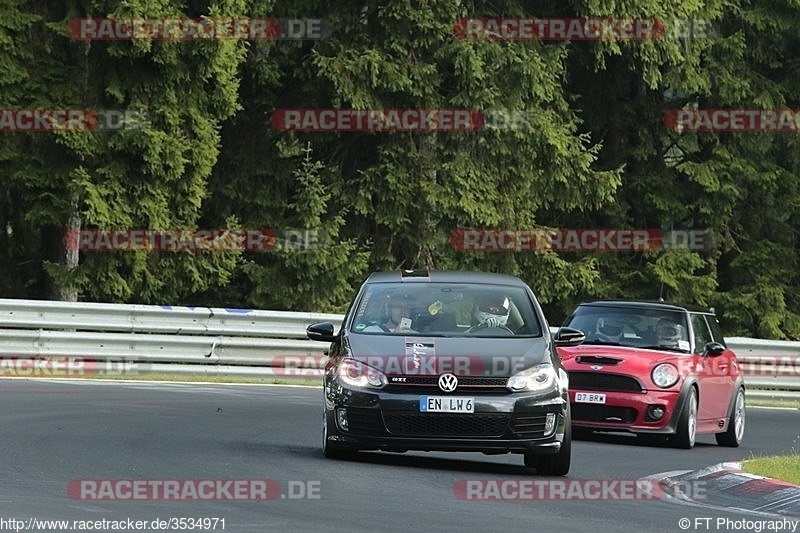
[1,379,797,533]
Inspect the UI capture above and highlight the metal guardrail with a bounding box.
[725,337,800,401]
[0,298,797,402]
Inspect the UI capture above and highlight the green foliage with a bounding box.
[2,0,799,337]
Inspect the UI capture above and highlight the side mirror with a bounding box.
[703,341,725,357]
[307,322,336,342]
[554,327,585,347]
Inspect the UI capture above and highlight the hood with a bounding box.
[345,334,550,378]
[558,344,687,376]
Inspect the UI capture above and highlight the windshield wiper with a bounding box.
[637,345,690,353]
[580,340,622,346]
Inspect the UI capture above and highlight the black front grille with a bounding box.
[383,411,510,437]
[572,404,637,424]
[568,372,644,392]
[384,376,508,393]
[510,415,550,438]
[345,408,385,435]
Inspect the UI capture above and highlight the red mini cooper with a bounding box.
[555,301,745,448]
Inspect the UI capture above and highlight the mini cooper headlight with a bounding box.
[337,359,387,390]
[507,363,558,395]
[651,363,680,388]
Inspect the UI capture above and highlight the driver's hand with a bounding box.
[484,316,502,328]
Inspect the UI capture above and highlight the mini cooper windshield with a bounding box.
[564,305,691,353]
[350,283,543,337]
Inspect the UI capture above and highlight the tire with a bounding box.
[716,387,745,447]
[322,404,353,459]
[672,387,697,449]
[526,406,571,476]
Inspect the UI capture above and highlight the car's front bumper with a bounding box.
[568,388,683,434]
[324,383,568,455]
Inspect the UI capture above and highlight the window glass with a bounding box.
[564,306,691,353]
[350,283,542,337]
[691,314,712,353]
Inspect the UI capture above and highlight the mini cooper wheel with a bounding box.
[716,387,745,447]
[673,387,697,449]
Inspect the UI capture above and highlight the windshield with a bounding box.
[350,282,542,337]
[563,305,691,353]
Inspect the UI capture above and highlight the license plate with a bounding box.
[574,392,606,404]
[419,396,474,413]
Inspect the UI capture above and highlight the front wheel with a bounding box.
[672,387,697,449]
[716,387,745,447]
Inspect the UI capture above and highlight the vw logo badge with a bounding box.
[438,373,458,392]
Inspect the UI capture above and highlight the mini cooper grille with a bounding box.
[384,376,509,393]
[510,415,550,438]
[383,412,510,437]
[568,372,644,393]
[572,404,637,424]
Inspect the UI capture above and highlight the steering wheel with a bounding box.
[464,323,514,335]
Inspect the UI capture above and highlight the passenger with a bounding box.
[656,319,683,348]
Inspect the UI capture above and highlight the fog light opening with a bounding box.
[336,408,349,431]
[544,413,557,436]
[647,405,665,421]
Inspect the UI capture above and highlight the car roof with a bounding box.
[365,270,527,286]
[577,300,716,315]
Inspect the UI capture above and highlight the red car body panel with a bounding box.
[557,343,742,436]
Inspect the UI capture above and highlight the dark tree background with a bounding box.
[3,0,799,338]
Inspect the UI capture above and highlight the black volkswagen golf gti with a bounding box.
[306,270,579,475]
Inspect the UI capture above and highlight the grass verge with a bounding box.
[742,454,800,485]
[746,398,800,409]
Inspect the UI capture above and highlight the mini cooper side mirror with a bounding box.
[703,341,725,357]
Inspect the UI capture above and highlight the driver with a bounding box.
[381,295,414,332]
[595,317,623,342]
[473,294,511,328]
[382,299,406,331]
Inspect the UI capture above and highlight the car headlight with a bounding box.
[507,363,558,395]
[337,359,387,390]
[652,363,679,388]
